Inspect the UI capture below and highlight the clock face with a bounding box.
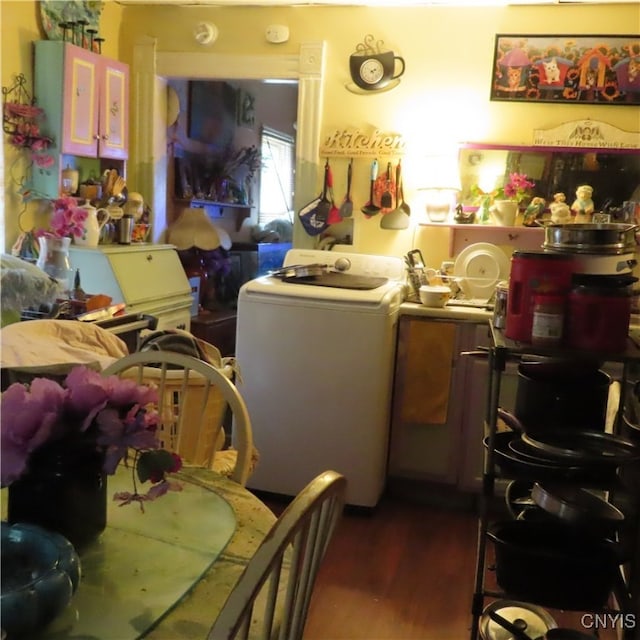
[359,58,385,85]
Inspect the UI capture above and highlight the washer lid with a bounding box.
[480,599,557,640]
[454,242,510,301]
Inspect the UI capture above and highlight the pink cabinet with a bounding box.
[61,45,128,160]
[34,41,129,198]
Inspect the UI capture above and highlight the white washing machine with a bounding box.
[235,249,405,507]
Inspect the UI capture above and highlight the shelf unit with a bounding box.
[189,199,253,231]
[418,223,544,257]
[470,325,640,639]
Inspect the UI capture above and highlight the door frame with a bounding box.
[131,38,325,247]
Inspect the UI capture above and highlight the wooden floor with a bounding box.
[304,496,478,640]
[265,493,622,640]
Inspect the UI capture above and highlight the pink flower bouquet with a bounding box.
[36,196,88,240]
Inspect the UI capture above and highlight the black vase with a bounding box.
[8,435,107,550]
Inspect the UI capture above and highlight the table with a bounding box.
[2,467,277,639]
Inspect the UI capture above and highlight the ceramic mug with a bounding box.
[349,51,405,90]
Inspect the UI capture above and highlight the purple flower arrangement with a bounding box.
[1,365,183,510]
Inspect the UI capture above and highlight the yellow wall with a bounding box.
[2,1,639,265]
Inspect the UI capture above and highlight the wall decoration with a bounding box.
[237,89,256,128]
[490,34,640,106]
[532,118,639,150]
[188,81,236,150]
[346,34,405,95]
[39,1,104,48]
[320,127,406,158]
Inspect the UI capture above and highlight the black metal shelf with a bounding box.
[469,324,640,640]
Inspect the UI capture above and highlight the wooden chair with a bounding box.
[207,470,347,640]
[102,350,254,486]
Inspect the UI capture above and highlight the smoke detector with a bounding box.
[194,22,218,46]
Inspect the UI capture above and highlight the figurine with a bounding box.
[571,184,594,223]
[523,196,546,227]
[549,192,572,224]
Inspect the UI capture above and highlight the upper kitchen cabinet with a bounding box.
[33,41,129,198]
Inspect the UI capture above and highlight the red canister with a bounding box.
[505,251,575,342]
[566,285,631,352]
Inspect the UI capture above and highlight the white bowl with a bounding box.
[419,285,451,307]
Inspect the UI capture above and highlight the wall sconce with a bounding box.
[419,153,461,224]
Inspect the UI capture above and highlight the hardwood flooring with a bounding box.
[264,493,622,640]
[303,497,478,640]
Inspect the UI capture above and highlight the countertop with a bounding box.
[400,301,492,323]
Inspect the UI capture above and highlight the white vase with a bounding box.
[36,236,72,289]
[492,200,519,226]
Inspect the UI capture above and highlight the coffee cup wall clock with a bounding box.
[347,35,406,94]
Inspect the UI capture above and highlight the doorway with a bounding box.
[166,78,298,244]
[130,41,325,249]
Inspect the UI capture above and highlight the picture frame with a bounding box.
[187,80,237,147]
[237,89,256,128]
[490,34,640,106]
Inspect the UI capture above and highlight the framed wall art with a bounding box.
[490,34,640,106]
[187,80,237,147]
[237,89,256,128]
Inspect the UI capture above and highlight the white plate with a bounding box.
[453,242,510,301]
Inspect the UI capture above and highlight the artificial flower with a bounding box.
[1,365,183,510]
[471,172,535,206]
[33,154,55,168]
[35,196,88,240]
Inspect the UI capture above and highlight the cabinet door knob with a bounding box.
[146,254,153,262]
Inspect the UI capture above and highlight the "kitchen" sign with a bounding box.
[320,128,406,158]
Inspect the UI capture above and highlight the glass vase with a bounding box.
[7,434,107,550]
[36,235,72,290]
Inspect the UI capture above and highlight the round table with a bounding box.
[1,467,276,639]
[145,467,277,639]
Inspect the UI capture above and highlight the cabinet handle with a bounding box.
[102,134,109,140]
[146,254,153,262]
[93,134,100,140]
[177,323,186,330]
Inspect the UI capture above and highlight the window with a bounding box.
[259,127,294,225]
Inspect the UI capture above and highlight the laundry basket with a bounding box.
[133,330,239,468]
[136,360,235,468]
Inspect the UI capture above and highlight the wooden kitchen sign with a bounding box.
[532,118,639,150]
[320,127,406,158]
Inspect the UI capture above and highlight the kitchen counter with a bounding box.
[400,301,492,323]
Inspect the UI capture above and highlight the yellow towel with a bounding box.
[397,320,456,425]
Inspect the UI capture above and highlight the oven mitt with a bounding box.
[298,162,331,236]
[298,195,328,236]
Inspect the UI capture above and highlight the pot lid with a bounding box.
[480,600,557,640]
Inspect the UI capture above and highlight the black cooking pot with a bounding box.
[514,364,611,432]
[487,520,620,611]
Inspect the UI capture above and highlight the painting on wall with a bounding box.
[490,34,640,106]
[236,89,256,128]
[188,81,237,150]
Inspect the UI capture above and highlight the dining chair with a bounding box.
[207,470,347,640]
[102,350,254,486]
